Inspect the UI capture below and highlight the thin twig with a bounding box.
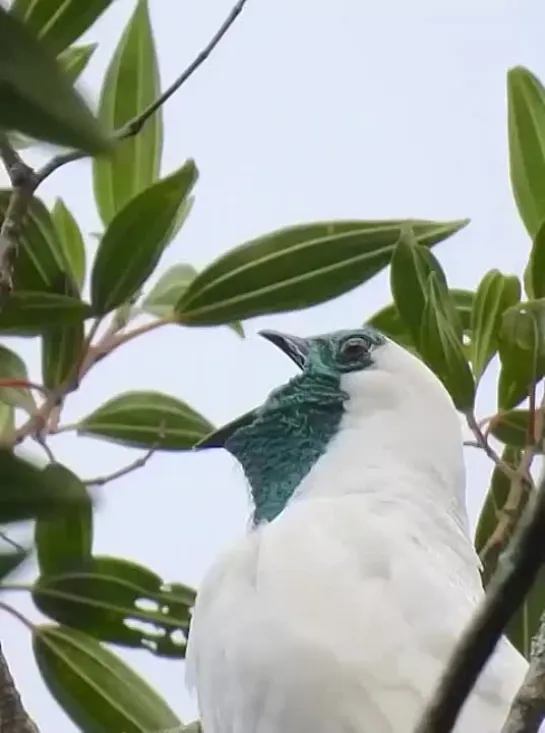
[83,445,157,487]
[466,412,518,481]
[35,0,250,186]
[502,613,545,733]
[414,471,545,733]
[0,532,24,553]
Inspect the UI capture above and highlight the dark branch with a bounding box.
[0,642,39,733]
[415,474,545,733]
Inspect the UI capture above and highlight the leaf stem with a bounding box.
[83,445,157,487]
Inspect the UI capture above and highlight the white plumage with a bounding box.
[186,335,527,733]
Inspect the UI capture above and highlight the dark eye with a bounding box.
[339,336,369,361]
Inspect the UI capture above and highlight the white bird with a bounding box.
[186,327,527,733]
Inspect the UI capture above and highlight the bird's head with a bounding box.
[198,327,464,525]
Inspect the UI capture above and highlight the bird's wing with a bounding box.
[186,495,527,733]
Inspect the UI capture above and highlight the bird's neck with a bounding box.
[225,372,345,524]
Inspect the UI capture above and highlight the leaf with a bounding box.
[175,218,468,326]
[91,161,198,314]
[0,191,74,293]
[0,547,28,583]
[419,273,475,411]
[0,345,35,413]
[488,410,542,450]
[51,198,86,292]
[33,557,194,656]
[508,66,545,238]
[474,447,541,659]
[390,227,449,344]
[33,624,182,732]
[78,391,214,451]
[0,7,109,154]
[10,0,114,55]
[0,291,91,336]
[35,465,93,576]
[470,270,521,382]
[93,0,163,225]
[57,44,97,85]
[526,217,545,300]
[0,452,89,524]
[0,404,15,445]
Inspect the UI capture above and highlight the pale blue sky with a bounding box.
[1,0,543,730]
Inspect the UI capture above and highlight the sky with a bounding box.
[1,0,544,730]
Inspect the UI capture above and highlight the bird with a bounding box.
[185,327,527,733]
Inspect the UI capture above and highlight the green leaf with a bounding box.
[474,447,541,659]
[10,0,114,55]
[0,291,91,336]
[175,218,468,326]
[508,66,545,238]
[0,191,73,293]
[0,7,109,153]
[0,404,15,445]
[93,0,162,225]
[33,557,194,656]
[470,270,521,382]
[57,44,97,85]
[488,410,541,450]
[33,624,182,732]
[0,345,35,413]
[390,227,449,344]
[0,547,28,584]
[419,273,476,411]
[91,161,198,314]
[35,465,92,576]
[78,391,214,451]
[0,452,89,523]
[51,198,86,292]
[526,217,545,300]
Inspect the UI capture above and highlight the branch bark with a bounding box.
[0,643,39,733]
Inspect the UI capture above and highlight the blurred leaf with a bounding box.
[0,404,15,445]
[0,192,73,293]
[489,410,540,450]
[526,218,545,300]
[0,546,28,583]
[390,227,449,344]
[35,465,92,576]
[91,160,198,314]
[508,66,545,238]
[419,273,475,411]
[51,198,86,292]
[470,270,521,382]
[57,44,97,85]
[0,291,91,336]
[41,309,85,390]
[33,556,194,656]
[10,0,114,55]
[0,7,109,153]
[93,0,162,225]
[176,218,468,326]
[33,624,182,732]
[78,391,214,451]
[0,344,35,413]
[367,289,474,350]
[474,447,540,659]
[0,452,88,523]
[498,303,545,409]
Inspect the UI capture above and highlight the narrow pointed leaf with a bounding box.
[91,161,198,314]
[57,44,97,85]
[489,410,541,450]
[51,198,86,292]
[78,391,214,451]
[35,465,93,575]
[0,452,88,523]
[0,547,28,583]
[0,345,35,413]
[0,7,109,153]
[175,219,468,326]
[10,0,114,55]
[93,0,163,224]
[33,557,194,656]
[419,273,475,410]
[470,270,521,382]
[508,66,545,238]
[33,625,182,732]
[0,292,91,336]
[42,280,85,390]
[527,218,545,300]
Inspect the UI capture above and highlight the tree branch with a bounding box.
[502,613,545,733]
[414,472,545,733]
[84,445,157,487]
[0,641,39,733]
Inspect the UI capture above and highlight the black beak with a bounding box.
[259,330,310,369]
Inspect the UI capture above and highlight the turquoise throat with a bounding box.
[225,372,345,524]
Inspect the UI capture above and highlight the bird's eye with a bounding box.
[339,336,369,361]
